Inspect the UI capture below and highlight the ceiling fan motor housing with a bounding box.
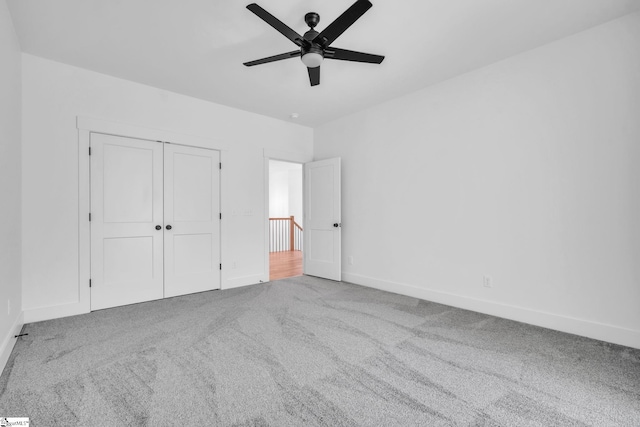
[303,29,319,42]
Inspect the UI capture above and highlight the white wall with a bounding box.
[288,168,303,227]
[315,12,640,348]
[269,163,290,218]
[21,54,312,320]
[0,0,23,370]
[268,160,302,224]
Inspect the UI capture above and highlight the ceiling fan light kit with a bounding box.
[301,49,323,68]
[244,0,384,86]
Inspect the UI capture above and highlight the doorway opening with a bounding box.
[269,160,303,280]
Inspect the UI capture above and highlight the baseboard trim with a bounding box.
[343,272,640,349]
[0,311,24,376]
[23,275,269,321]
[23,301,89,324]
[223,274,266,290]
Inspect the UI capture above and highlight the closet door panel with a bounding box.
[164,144,220,297]
[90,134,164,310]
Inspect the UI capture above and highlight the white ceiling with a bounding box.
[7,0,640,127]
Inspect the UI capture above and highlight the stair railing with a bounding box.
[269,215,303,252]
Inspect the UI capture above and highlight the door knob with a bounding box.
[333,223,340,228]
[155,225,161,230]
[166,225,172,230]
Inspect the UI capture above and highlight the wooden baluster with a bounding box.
[289,216,294,251]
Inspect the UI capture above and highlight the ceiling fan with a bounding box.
[243,0,384,86]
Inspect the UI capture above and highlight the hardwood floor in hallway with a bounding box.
[270,250,303,281]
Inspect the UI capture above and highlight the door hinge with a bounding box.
[89,279,92,288]
[219,213,222,220]
[89,213,92,221]
[219,263,222,270]
[88,147,92,155]
[219,162,222,170]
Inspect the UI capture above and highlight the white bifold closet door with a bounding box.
[90,133,220,311]
[163,143,220,298]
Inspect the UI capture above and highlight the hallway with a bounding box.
[269,251,303,281]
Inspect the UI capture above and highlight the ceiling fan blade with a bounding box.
[308,66,320,86]
[247,3,305,47]
[312,0,372,47]
[244,50,301,67]
[325,47,384,64]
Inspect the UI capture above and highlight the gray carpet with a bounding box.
[0,276,639,426]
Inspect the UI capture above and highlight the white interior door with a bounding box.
[304,157,341,281]
[90,133,164,310]
[164,144,220,297]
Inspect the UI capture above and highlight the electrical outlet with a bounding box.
[348,256,354,266]
[483,276,493,288]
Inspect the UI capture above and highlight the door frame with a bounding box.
[76,116,228,317]
[263,149,313,282]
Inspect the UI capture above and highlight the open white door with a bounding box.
[164,144,221,297]
[90,133,164,310]
[304,157,341,281]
